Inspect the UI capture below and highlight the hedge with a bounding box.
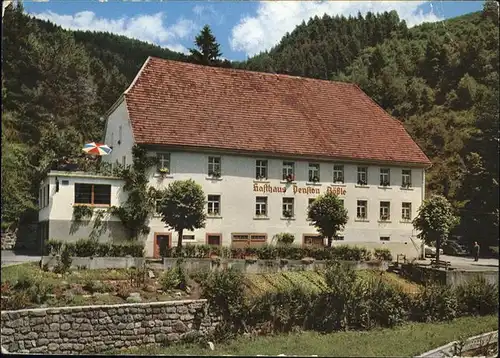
[196,263,499,342]
[163,244,382,262]
[45,239,144,258]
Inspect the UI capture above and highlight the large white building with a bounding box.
[39,57,431,259]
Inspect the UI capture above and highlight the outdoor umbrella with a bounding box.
[82,142,112,156]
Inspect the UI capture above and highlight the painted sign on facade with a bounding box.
[252,184,346,196]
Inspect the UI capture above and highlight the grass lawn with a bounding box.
[116,315,498,357]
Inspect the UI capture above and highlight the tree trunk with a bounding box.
[327,236,333,247]
[177,228,183,248]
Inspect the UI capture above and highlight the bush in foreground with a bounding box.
[198,262,498,341]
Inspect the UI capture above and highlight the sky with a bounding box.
[21,1,485,61]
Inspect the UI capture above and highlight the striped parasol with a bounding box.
[82,142,112,156]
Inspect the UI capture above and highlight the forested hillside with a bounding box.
[2,2,498,248]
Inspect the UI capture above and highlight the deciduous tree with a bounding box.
[159,180,206,248]
[307,193,348,247]
[413,195,459,262]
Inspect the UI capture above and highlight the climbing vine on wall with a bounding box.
[109,145,160,240]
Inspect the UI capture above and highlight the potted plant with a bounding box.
[380,214,390,221]
[283,210,293,219]
[380,180,390,187]
[256,174,267,180]
[334,175,344,184]
[402,182,412,189]
[159,167,169,177]
[357,179,367,186]
[285,174,295,183]
[312,176,320,183]
[209,170,221,179]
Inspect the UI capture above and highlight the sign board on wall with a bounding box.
[252,184,346,196]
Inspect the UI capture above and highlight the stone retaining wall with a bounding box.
[1,299,220,354]
[41,256,146,270]
[163,258,389,273]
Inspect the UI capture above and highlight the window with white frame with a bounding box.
[402,202,412,221]
[207,195,221,216]
[282,161,295,181]
[308,163,320,182]
[380,201,391,221]
[156,153,171,174]
[402,169,412,188]
[208,156,221,177]
[380,168,390,186]
[380,236,390,241]
[357,200,367,219]
[255,160,268,180]
[282,197,294,218]
[255,197,268,217]
[334,235,345,241]
[333,165,344,183]
[183,235,195,241]
[357,167,368,185]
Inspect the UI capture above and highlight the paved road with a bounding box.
[423,254,499,271]
[1,250,41,267]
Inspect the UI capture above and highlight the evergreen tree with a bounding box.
[189,25,222,66]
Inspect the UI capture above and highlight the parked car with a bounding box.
[424,244,444,258]
[443,241,469,256]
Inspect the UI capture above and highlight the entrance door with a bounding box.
[153,233,171,258]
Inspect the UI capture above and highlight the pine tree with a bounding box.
[189,25,222,66]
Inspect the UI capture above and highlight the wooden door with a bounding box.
[153,233,171,258]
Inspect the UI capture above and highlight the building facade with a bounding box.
[40,57,431,259]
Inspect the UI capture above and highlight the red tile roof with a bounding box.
[124,57,431,166]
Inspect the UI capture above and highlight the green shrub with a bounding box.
[366,278,410,327]
[200,268,246,331]
[122,242,145,257]
[54,245,73,274]
[258,244,278,260]
[374,248,393,261]
[74,238,97,257]
[45,239,63,255]
[159,259,187,291]
[455,276,499,316]
[195,244,212,258]
[96,242,111,257]
[183,244,197,258]
[275,232,295,245]
[411,283,458,322]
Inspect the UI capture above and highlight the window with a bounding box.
[308,198,316,208]
[157,153,171,173]
[255,197,268,217]
[183,235,195,241]
[380,236,390,241]
[402,202,412,221]
[380,168,390,186]
[334,235,345,241]
[402,169,412,188]
[282,161,295,181]
[207,195,221,216]
[231,233,267,248]
[208,156,221,177]
[122,156,126,167]
[74,184,111,206]
[207,234,221,246]
[282,198,294,218]
[304,235,325,248]
[256,160,268,180]
[357,200,367,219]
[380,201,391,221]
[333,165,344,183]
[308,163,320,182]
[357,167,368,185]
[155,199,162,216]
